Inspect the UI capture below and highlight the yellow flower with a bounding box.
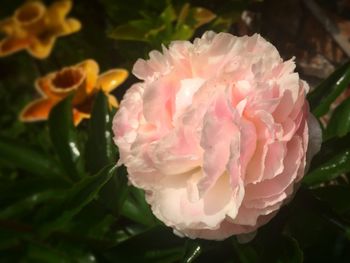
[0,0,81,59]
[20,59,128,125]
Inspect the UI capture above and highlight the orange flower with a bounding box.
[20,59,129,125]
[0,0,81,59]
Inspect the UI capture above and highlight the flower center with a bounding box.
[15,2,45,25]
[51,68,85,92]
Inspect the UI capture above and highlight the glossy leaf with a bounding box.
[308,132,350,172]
[85,91,115,174]
[308,61,350,117]
[98,165,129,217]
[0,136,63,178]
[38,164,117,234]
[48,96,81,181]
[104,226,185,263]
[85,91,127,216]
[303,149,350,186]
[182,240,202,263]
[325,96,350,139]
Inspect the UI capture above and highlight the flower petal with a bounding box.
[73,109,89,126]
[76,59,99,94]
[0,37,30,57]
[198,94,240,197]
[27,36,55,59]
[58,18,82,35]
[305,112,322,171]
[150,172,237,233]
[0,18,15,34]
[97,69,129,92]
[107,94,119,108]
[245,136,303,200]
[47,0,72,21]
[20,99,56,122]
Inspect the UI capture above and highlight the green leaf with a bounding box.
[187,7,216,29]
[104,226,185,263]
[85,91,127,217]
[48,96,81,181]
[243,229,302,263]
[308,61,350,117]
[263,235,303,263]
[25,243,71,263]
[232,239,258,263]
[172,24,193,41]
[237,206,303,263]
[121,186,157,226]
[85,91,114,174]
[0,136,63,178]
[0,177,68,205]
[0,190,62,219]
[69,204,116,241]
[210,12,241,32]
[325,96,350,139]
[38,165,117,234]
[182,240,202,263]
[293,188,350,236]
[98,165,129,217]
[308,132,350,171]
[25,242,97,263]
[176,4,216,30]
[109,20,153,42]
[160,4,176,26]
[312,185,350,215]
[303,149,350,186]
[176,3,190,28]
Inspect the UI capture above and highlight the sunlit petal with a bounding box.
[20,99,57,122]
[97,69,129,92]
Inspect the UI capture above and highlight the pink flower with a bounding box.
[113,32,321,240]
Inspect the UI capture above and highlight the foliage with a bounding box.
[109,2,216,47]
[1,0,350,262]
